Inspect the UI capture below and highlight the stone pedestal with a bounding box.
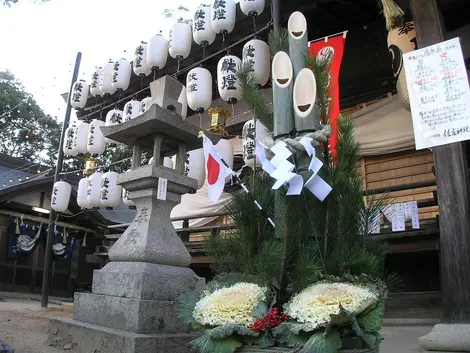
[419,324,470,352]
[48,76,217,353]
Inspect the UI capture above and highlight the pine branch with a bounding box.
[268,28,289,57]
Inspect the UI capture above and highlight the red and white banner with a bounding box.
[201,134,230,202]
[309,32,347,160]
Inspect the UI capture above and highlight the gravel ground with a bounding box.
[0,297,76,353]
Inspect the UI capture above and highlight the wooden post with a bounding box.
[410,0,470,325]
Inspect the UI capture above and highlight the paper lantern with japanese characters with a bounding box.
[215,139,233,182]
[186,68,212,113]
[182,149,206,190]
[211,0,236,35]
[242,119,268,167]
[140,97,153,113]
[169,22,192,60]
[217,55,242,104]
[240,0,265,16]
[87,172,102,208]
[87,120,106,155]
[105,109,123,144]
[70,80,89,109]
[133,42,152,77]
[112,58,132,91]
[387,21,417,111]
[51,181,72,212]
[147,34,169,70]
[63,124,78,157]
[100,171,122,208]
[90,67,103,97]
[77,177,92,209]
[73,121,89,155]
[148,156,174,168]
[124,100,141,121]
[122,188,135,208]
[100,60,117,95]
[243,39,270,86]
[193,5,216,46]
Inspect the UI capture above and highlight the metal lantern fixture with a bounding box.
[147,33,169,70]
[240,0,265,17]
[51,181,72,213]
[193,5,216,46]
[140,97,154,113]
[242,119,268,168]
[133,42,152,77]
[217,55,242,104]
[211,0,236,35]
[100,171,122,209]
[100,60,117,96]
[90,67,103,97]
[77,177,92,209]
[124,100,141,121]
[112,58,132,91]
[70,80,89,109]
[243,39,270,86]
[87,171,103,208]
[73,121,89,155]
[87,119,106,155]
[63,123,78,157]
[215,139,233,182]
[208,107,230,135]
[186,67,212,113]
[169,22,192,60]
[84,156,98,176]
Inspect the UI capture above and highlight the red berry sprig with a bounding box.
[250,308,289,332]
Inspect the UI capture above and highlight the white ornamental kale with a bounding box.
[193,282,267,327]
[285,282,378,330]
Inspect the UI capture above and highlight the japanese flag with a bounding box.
[202,134,230,202]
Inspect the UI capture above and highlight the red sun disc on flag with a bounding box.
[207,154,220,185]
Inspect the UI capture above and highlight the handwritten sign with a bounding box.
[403,37,470,149]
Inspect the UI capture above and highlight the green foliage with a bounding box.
[272,323,310,348]
[176,290,202,327]
[188,332,242,353]
[268,28,289,57]
[300,330,342,353]
[163,5,192,25]
[357,300,385,333]
[209,324,259,340]
[0,71,62,167]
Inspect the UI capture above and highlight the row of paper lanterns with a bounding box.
[52,138,235,212]
[70,1,269,112]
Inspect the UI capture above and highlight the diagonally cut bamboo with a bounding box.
[288,11,308,78]
[293,68,321,132]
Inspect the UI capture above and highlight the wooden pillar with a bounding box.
[410,0,470,324]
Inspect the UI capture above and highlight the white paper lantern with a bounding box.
[140,97,154,113]
[77,177,92,209]
[169,22,192,60]
[70,80,89,109]
[122,188,135,208]
[211,0,236,35]
[148,156,174,168]
[178,85,188,120]
[63,124,78,157]
[243,39,270,86]
[217,55,242,104]
[73,121,89,155]
[240,0,265,16]
[242,119,268,168]
[105,109,124,127]
[87,119,106,155]
[100,171,122,208]
[90,67,103,97]
[147,34,168,70]
[100,60,117,95]
[193,5,216,46]
[133,42,152,77]
[182,149,206,190]
[112,58,132,91]
[87,172,102,208]
[51,181,72,212]
[124,100,141,121]
[215,139,233,182]
[186,67,212,112]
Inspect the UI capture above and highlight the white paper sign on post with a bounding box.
[392,203,406,232]
[403,37,470,149]
[157,178,168,201]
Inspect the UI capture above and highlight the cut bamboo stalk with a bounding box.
[293,68,321,132]
[272,51,295,141]
[288,11,308,78]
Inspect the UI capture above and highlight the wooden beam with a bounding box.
[410,0,470,324]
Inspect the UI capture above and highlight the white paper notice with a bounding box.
[392,203,406,232]
[157,178,168,201]
[404,201,420,229]
[403,37,470,149]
